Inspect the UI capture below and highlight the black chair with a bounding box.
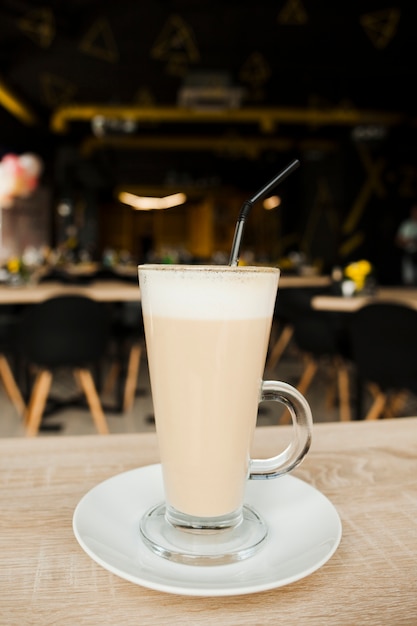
[267,284,337,369]
[19,295,111,436]
[266,288,298,370]
[348,302,417,420]
[268,287,352,422]
[93,269,144,413]
[103,300,144,412]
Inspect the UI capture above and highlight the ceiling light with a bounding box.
[118,191,187,210]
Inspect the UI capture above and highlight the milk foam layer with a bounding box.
[138,265,280,320]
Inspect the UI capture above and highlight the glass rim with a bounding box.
[138,264,280,275]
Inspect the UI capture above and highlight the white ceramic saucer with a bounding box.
[73,464,342,597]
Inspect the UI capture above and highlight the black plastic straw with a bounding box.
[228,159,300,266]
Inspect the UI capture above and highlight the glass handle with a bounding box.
[249,380,313,480]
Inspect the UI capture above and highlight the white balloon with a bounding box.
[19,153,43,178]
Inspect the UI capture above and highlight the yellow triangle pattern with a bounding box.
[41,73,77,107]
[302,177,338,253]
[277,0,308,25]
[79,18,119,62]
[151,15,200,65]
[398,165,417,198]
[134,86,155,107]
[17,8,55,48]
[308,93,335,111]
[308,94,357,118]
[360,8,401,49]
[240,52,271,87]
[339,232,365,258]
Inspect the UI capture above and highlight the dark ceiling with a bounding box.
[1,0,416,194]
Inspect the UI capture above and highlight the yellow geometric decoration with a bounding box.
[360,8,400,49]
[239,52,271,102]
[0,78,38,125]
[79,18,119,63]
[277,0,308,25]
[308,93,334,110]
[307,94,335,130]
[337,98,357,112]
[308,94,357,114]
[17,8,55,48]
[398,165,417,198]
[338,232,365,258]
[41,73,77,108]
[342,144,386,235]
[134,87,155,107]
[151,15,200,76]
[302,177,338,254]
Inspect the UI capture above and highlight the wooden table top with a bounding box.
[278,274,330,288]
[1,418,416,625]
[312,286,417,312]
[0,279,141,304]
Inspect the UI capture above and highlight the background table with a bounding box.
[0,280,141,304]
[312,286,417,312]
[1,418,416,625]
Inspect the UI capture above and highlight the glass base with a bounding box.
[139,502,268,566]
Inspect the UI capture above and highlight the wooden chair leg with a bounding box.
[364,383,387,420]
[280,354,317,425]
[25,370,53,437]
[297,355,318,396]
[266,324,294,370]
[102,361,120,396]
[387,390,408,417]
[75,369,109,434]
[123,343,141,413]
[0,354,26,416]
[268,319,280,351]
[324,367,337,410]
[336,358,351,422]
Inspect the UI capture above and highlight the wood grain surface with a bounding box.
[1,418,416,625]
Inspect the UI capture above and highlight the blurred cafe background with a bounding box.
[1,0,417,436]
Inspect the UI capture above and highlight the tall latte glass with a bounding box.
[138,264,313,565]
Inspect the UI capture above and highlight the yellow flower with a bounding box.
[344,260,372,291]
[7,257,21,274]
